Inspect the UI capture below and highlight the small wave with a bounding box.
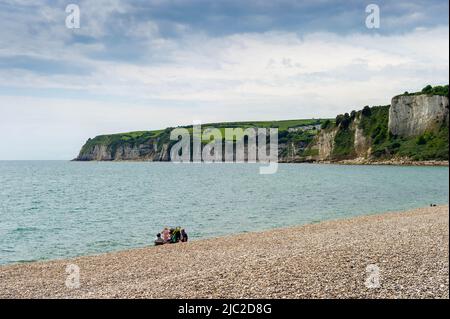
[14,259,39,264]
[12,227,39,233]
[87,240,121,248]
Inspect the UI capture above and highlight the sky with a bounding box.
[0,0,448,160]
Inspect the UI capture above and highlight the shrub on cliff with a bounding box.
[332,127,355,159]
[428,85,449,96]
[421,85,433,94]
[362,106,372,117]
[420,84,449,96]
[336,113,351,129]
[416,135,427,145]
[335,114,343,126]
[321,119,332,130]
[401,84,449,97]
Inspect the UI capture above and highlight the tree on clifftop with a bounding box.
[362,105,371,117]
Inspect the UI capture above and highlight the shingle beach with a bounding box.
[0,205,448,299]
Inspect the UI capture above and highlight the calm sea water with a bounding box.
[0,161,448,265]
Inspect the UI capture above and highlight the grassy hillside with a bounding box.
[79,119,330,157]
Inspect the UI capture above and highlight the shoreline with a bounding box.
[1,203,449,268]
[0,205,448,298]
[282,159,449,166]
[329,159,449,166]
[72,159,449,167]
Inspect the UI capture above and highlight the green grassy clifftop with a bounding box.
[76,119,330,161]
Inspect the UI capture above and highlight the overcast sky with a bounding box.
[0,0,448,159]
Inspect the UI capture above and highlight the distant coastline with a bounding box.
[75,86,449,165]
[72,158,449,166]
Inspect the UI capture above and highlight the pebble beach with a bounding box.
[0,205,448,299]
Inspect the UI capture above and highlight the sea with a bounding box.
[0,161,448,265]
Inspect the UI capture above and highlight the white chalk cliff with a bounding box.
[389,94,449,138]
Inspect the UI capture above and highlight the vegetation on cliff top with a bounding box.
[79,119,329,157]
[399,84,449,97]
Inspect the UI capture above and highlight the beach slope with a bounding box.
[0,205,448,299]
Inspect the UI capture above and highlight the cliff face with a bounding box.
[389,95,449,138]
[77,141,170,161]
[76,144,113,161]
[353,116,371,158]
[312,128,337,161]
[76,131,171,161]
[113,142,170,161]
[308,93,449,162]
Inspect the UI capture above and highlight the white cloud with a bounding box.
[0,11,448,159]
[3,27,448,98]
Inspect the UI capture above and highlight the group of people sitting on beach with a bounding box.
[154,226,188,246]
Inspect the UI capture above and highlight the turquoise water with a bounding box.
[0,161,448,265]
